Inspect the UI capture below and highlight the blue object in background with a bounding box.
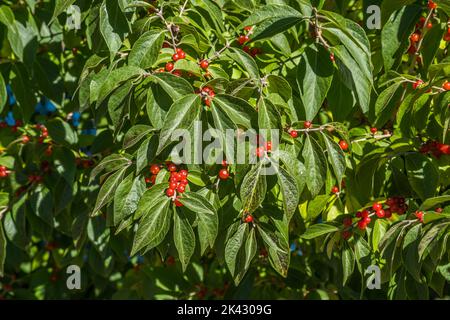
[290,243,296,252]
[82,128,97,136]
[35,97,57,115]
[5,111,15,126]
[6,84,16,106]
[72,111,81,127]
[137,255,144,264]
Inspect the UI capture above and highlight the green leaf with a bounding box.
[179,192,218,255]
[227,48,259,79]
[297,45,334,120]
[402,223,422,282]
[419,196,450,211]
[129,30,165,69]
[333,45,372,114]
[342,242,355,286]
[136,135,158,174]
[373,82,403,127]
[322,133,346,185]
[91,154,131,181]
[240,161,267,214]
[405,153,439,200]
[107,81,132,128]
[381,5,421,70]
[123,125,154,149]
[157,94,201,154]
[134,184,167,220]
[0,6,24,61]
[213,94,257,129]
[238,4,303,41]
[113,174,146,226]
[225,223,252,285]
[150,72,193,101]
[0,73,6,113]
[29,185,54,227]
[96,66,144,106]
[99,0,129,60]
[269,158,299,220]
[257,97,280,140]
[46,118,78,147]
[131,197,172,256]
[0,223,5,277]
[301,223,339,240]
[51,0,76,22]
[302,135,327,197]
[53,147,76,185]
[11,64,36,121]
[258,226,290,277]
[173,209,196,272]
[372,219,388,252]
[92,166,128,216]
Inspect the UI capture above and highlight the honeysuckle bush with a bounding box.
[0,0,450,300]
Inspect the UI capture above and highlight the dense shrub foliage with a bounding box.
[0,0,449,300]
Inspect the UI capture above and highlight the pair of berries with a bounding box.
[218,159,229,180]
[199,86,215,107]
[37,125,49,143]
[0,165,10,178]
[356,210,372,230]
[428,0,437,9]
[242,46,262,57]
[416,16,433,29]
[256,141,272,158]
[420,140,450,158]
[172,47,186,61]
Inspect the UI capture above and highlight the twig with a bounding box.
[179,0,189,17]
[207,41,231,62]
[156,7,178,51]
[351,133,392,143]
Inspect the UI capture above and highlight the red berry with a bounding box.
[356,211,362,218]
[222,159,228,167]
[439,144,450,155]
[343,217,353,227]
[145,177,151,184]
[331,186,339,194]
[200,60,209,69]
[265,141,272,152]
[238,35,249,45]
[435,207,443,213]
[342,230,352,240]
[256,146,265,158]
[219,169,229,180]
[361,210,370,218]
[330,53,335,62]
[45,145,53,156]
[290,130,298,138]
[22,135,30,144]
[176,185,185,193]
[165,62,174,72]
[410,33,420,42]
[204,97,211,107]
[428,0,437,9]
[150,164,160,175]
[339,140,348,151]
[169,182,177,190]
[166,188,175,197]
[370,127,377,134]
[0,170,8,178]
[179,51,186,59]
[150,175,156,184]
[244,26,252,32]
[167,163,177,172]
[426,22,433,29]
[174,197,183,207]
[176,48,183,54]
[303,121,312,129]
[363,216,372,224]
[179,170,188,178]
[180,178,188,185]
[244,215,253,223]
[357,220,368,230]
[372,202,382,211]
[172,53,180,61]
[384,209,392,218]
[376,209,385,218]
[415,211,424,222]
[443,81,450,91]
[172,70,182,77]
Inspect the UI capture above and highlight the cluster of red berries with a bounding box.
[197,86,215,107]
[0,119,22,132]
[352,198,407,231]
[163,47,186,76]
[35,124,49,143]
[145,164,161,186]
[218,160,229,180]
[164,162,188,207]
[419,140,450,158]
[0,165,10,178]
